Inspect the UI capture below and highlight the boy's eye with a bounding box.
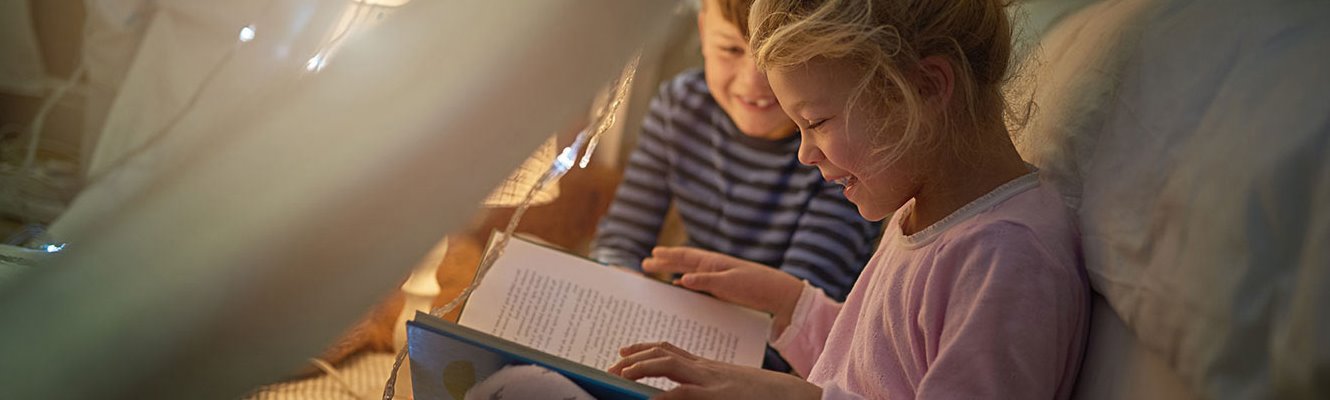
[806,118,828,130]
[721,46,744,56]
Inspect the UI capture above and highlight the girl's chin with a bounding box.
[858,209,891,222]
[849,198,892,222]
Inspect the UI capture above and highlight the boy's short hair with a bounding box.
[702,0,756,35]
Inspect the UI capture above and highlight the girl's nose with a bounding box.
[797,135,823,166]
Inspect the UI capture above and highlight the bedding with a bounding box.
[1013,0,1330,398]
[1072,295,1197,400]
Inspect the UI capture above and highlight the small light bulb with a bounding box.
[239,25,256,42]
[306,54,324,71]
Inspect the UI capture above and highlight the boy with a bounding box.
[590,0,880,372]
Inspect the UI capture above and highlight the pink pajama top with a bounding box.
[772,173,1090,399]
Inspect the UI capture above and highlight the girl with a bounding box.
[609,0,1090,398]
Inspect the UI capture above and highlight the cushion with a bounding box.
[1014,0,1330,397]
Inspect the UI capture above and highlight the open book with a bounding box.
[407,234,772,398]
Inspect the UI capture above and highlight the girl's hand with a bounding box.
[643,247,804,334]
[609,342,821,400]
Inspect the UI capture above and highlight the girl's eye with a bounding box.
[806,118,828,130]
[721,46,744,56]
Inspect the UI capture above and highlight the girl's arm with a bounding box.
[642,247,844,378]
[770,282,842,377]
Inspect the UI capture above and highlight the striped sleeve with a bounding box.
[779,183,881,300]
[589,83,678,270]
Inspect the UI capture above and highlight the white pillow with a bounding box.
[1017,0,1330,398]
[1009,0,1156,210]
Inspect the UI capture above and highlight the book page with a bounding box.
[458,236,772,390]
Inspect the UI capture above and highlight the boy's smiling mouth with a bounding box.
[737,95,776,109]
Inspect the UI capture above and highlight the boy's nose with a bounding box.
[737,57,771,92]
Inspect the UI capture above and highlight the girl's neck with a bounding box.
[902,135,1030,236]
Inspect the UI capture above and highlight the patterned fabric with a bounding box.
[484,137,559,207]
[246,353,399,400]
[590,69,880,301]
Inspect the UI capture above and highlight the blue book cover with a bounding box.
[407,311,661,400]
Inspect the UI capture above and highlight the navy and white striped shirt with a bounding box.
[591,70,880,301]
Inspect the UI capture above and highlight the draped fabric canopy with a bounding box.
[0,1,674,398]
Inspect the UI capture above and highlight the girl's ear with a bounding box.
[917,55,955,110]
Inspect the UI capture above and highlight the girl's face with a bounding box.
[768,59,922,221]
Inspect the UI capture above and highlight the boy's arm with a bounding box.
[779,183,881,300]
[589,88,677,271]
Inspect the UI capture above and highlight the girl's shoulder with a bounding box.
[931,183,1082,277]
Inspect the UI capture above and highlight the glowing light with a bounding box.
[356,0,412,6]
[44,243,66,253]
[238,25,256,42]
[556,146,577,171]
[305,53,326,72]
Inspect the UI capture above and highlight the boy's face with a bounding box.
[698,7,797,140]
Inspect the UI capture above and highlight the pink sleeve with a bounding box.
[770,282,842,377]
[915,224,1088,399]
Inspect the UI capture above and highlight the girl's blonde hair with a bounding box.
[747,0,1020,167]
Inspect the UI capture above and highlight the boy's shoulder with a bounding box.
[657,68,711,103]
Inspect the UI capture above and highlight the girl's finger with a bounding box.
[641,256,687,274]
[650,247,722,272]
[619,341,673,357]
[620,341,697,360]
[609,343,688,375]
[652,341,699,360]
[676,271,722,292]
[642,250,698,275]
[653,385,706,400]
[619,355,704,385]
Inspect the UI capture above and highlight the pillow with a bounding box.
[1016,0,1330,398]
[1008,0,1157,210]
[1080,0,1330,397]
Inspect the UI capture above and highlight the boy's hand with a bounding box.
[609,342,821,400]
[642,247,804,335]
